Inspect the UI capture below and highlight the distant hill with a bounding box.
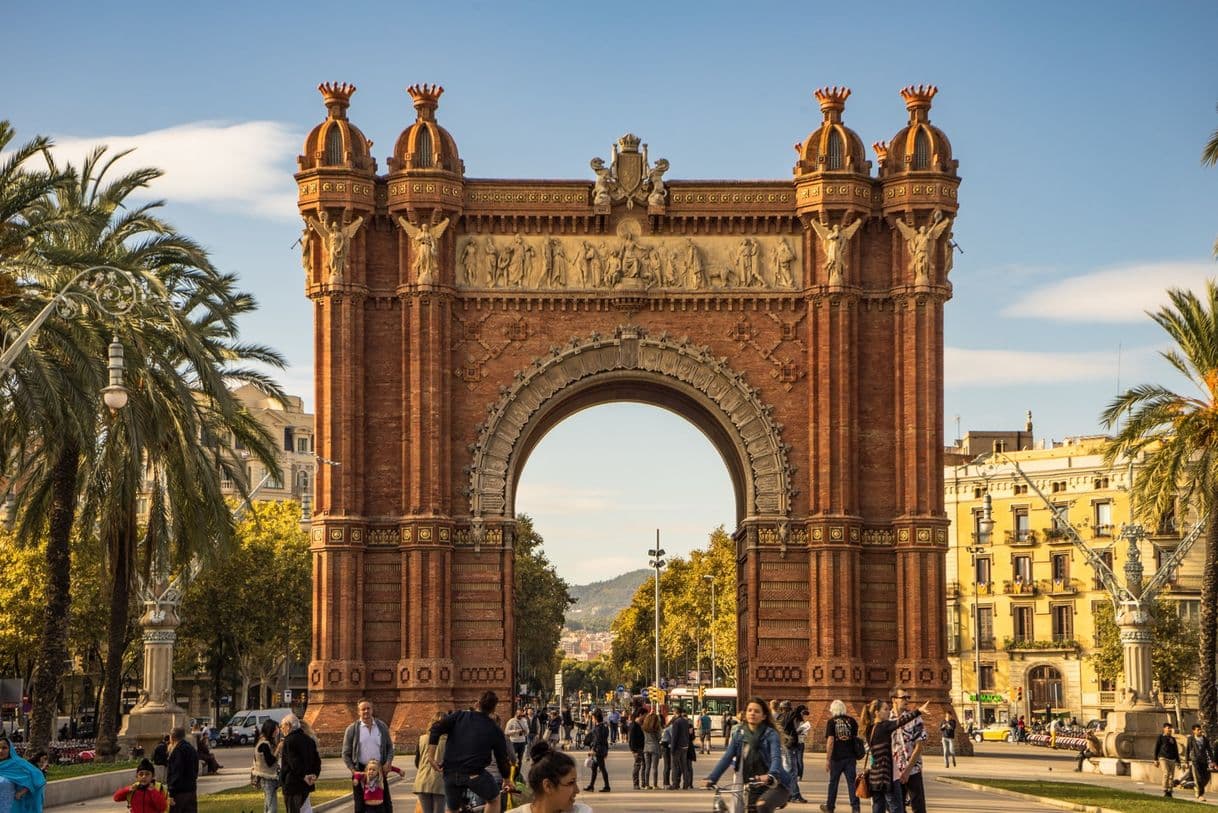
[564,569,651,632]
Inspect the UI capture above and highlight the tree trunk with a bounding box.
[96,514,134,758]
[29,442,80,750]
[1200,504,1218,740]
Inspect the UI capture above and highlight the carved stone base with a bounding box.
[1103,706,1171,761]
[118,707,189,758]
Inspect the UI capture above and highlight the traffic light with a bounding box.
[1014,686,1023,702]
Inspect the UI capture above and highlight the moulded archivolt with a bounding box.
[466,326,795,520]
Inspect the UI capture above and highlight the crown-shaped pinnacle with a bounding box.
[407,84,444,119]
[900,84,938,112]
[872,141,889,164]
[318,82,356,118]
[814,86,851,118]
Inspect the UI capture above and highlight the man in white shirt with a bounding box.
[342,699,396,813]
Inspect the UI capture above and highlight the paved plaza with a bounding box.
[49,741,1199,813]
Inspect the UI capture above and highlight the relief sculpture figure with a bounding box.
[484,237,503,286]
[510,234,534,287]
[893,209,951,286]
[647,158,670,207]
[299,227,312,276]
[543,238,569,287]
[398,216,450,286]
[306,211,364,283]
[461,239,479,285]
[810,218,862,286]
[771,238,796,287]
[590,158,613,206]
[683,238,703,288]
[736,238,764,287]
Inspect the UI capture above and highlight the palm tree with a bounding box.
[1204,103,1218,256]
[2,145,284,751]
[1101,281,1218,736]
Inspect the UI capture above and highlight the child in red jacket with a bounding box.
[353,759,403,806]
[113,759,169,813]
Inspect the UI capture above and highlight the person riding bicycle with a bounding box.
[702,696,793,811]
[425,691,515,813]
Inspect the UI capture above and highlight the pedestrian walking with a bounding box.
[423,692,514,813]
[251,720,281,813]
[607,709,621,745]
[698,709,713,755]
[582,708,610,793]
[413,712,447,813]
[659,717,673,789]
[938,711,958,769]
[561,708,574,749]
[279,714,321,813]
[341,700,396,813]
[151,736,169,784]
[1154,722,1180,798]
[506,709,529,765]
[822,699,861,813]
[795,707,812,778]
[1186,723,1214,802]
[669,707,694,790]
[546,712,561,747]
[165,726,198,813]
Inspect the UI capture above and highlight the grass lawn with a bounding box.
[958,776,1210,813]
[199,779,353,813]
[48,760,140,780]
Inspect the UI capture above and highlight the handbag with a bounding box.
[854,771,871,799]
[584,753,594,768]
[852,737,867,761]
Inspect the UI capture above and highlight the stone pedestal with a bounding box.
[1103,706,1171,762]
[118,597,188,755]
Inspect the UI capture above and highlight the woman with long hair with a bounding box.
[414,711,448,813]
[506,739,591,813]
[866,696,931,813]
[702,697,793,811]
[640,708,661,790]
[251,719,280,813]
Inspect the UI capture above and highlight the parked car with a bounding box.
[972,722,1013,742]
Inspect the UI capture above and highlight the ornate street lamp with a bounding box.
[648,531,666,694]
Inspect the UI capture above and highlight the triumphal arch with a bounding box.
[297,81,961,739]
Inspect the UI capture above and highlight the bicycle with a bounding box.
[707,778,772,813]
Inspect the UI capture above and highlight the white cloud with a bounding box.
[48,121,301,220]
[1002,261,1217,323]
[945,345,1159,388]
[516,482,619,515]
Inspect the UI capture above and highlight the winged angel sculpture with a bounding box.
[398,217,451,285]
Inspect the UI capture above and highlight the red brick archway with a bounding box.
[297,82,961,742]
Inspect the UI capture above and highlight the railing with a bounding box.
[947,581,960,599]
[1093,524,1114,538]
[1043,526,1072,544]
[1003,580,1037,595]
[1099,691,1117,706]
[1006,529,1037,546]
[1047,578,1078,596]
[976,582,994,596]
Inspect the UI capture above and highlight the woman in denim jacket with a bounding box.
[702,697,793,811]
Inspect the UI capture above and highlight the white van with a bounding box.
[220,708,292,745]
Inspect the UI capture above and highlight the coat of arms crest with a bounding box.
[590,134,669,209]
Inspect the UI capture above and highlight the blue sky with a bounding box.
[8,1,1218,582]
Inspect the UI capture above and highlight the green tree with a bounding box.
[513,515,575,695]
[177,500,310,715]
[1,143,282,751]
[609,526,737,687]
[1090,599,1200,694]
[0,533,47,684]
[1102,281,1218,735]
[1204,105,1218,256]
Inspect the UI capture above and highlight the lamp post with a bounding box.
[969,492,994,726]
[648,530,666,694]
[703,573,716,688]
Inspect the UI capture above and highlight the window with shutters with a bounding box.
[324,126,343,165]
[913,130,931,169]
[416,127,433,168]
[826,130,844,170]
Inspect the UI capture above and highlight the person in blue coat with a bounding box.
[702,697,793,811]
[0,737,46,813]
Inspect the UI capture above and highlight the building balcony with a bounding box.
[947,581,960,599]
[1043,526,1073,544]
[1004,637,1081,655]
[975,582,996,597]
[1046,578,1079,596]
[1093,524,1114,538]
[1002,580,1037,596]
[1006,529,1037,547]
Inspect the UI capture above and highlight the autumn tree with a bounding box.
[609,526,737,688]
[514,515,576,695]
[176,500,310,714]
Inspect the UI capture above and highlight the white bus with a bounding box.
[665,687,739,733]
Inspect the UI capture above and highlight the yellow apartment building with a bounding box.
[945,427,1202,727]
